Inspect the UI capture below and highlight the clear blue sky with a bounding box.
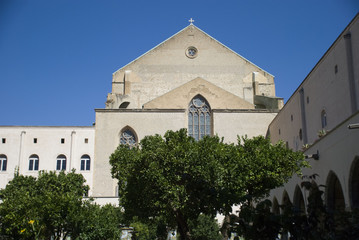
[0,0,358,126]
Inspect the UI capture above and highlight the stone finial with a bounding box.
[189,18,195,25]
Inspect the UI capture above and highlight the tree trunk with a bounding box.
[220,215,230,240]
[174,209,191,240]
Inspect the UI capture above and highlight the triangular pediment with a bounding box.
[113,24,273,77]
[143,77,255,109]
[109,23,276,110]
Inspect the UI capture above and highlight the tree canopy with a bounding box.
[0,170,122,240]
[110,129,307,240]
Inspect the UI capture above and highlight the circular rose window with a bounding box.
[186,46,198,58]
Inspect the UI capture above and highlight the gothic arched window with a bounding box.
[188,95,211,141]
[120,128,137,148]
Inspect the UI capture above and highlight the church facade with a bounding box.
[0,22,282,204]
[1,14,358,212]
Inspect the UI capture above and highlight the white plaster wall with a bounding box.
[0,126,95,193]
[268,94,303,151]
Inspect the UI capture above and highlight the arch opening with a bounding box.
[293,185,306,214]
[326,171,345,211]
[350,157,359,209]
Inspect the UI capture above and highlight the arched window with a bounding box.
[326,171,345,211]
[120,128,137,148]
[188,95,211,140]
[29,154,39,171]
[56,154,67,171]
[321,110,327,128]
[0,154,7,171]
[80,155,91,171]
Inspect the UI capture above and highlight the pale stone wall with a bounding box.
[143,77,255,110]
[107,25,276,110]
[0,126,95,194]
[213,111,277,143]
[93,110,186,197]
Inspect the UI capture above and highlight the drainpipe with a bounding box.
[69,131,76,171]
[18,131,26,174]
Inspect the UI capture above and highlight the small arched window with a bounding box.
[120,128,137,148]
[29,154,39,171]
[80,155,91,171]
[188,95,211,141]
[0,154,7,171]
[56,154,67,171]
[321,110,327,128]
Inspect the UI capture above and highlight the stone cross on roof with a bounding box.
[189,18,195,25]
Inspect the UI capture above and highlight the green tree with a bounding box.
[188,214,222,240]
[110,129,306,240]
[0,170,87,239]
[0,170,124,240]
[75,203,123,240]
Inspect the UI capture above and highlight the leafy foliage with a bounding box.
[0,170,123,240]
[230,176,359,240]
[188,214,222,240]
[76,203,123,240]
[110,129,306,239]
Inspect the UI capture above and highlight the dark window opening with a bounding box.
[119,102,130,109]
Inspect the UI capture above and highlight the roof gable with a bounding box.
[143,77,255,109]
[113,24,273,77]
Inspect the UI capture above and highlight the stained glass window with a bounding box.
[188,96,211,140]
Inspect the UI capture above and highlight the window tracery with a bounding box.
[188,95,211,140]
[120,129,137,148]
